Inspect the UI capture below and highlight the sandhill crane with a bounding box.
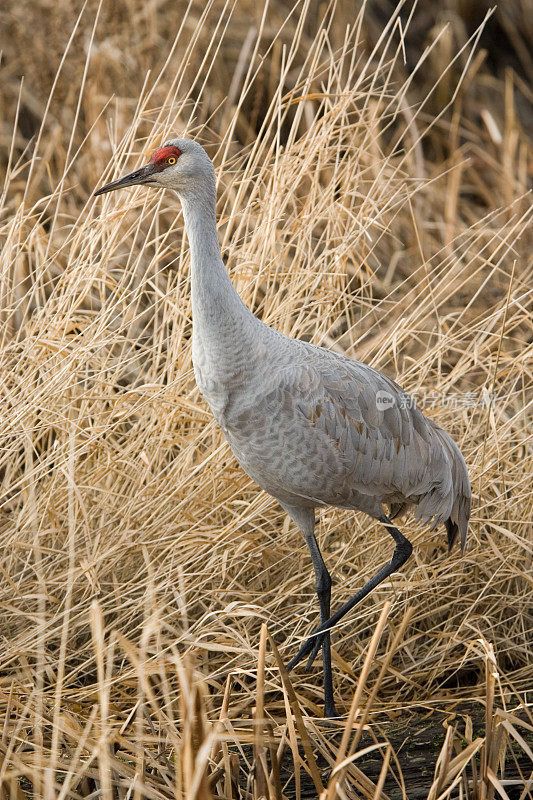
[94,138,471,718]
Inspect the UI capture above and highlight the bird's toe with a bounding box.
[287,628,326,672]
[305,632,326,671]
[287,636,316,672]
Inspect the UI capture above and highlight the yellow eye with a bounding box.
[168,157,176,165]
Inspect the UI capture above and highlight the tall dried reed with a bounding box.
[0,1,531,797]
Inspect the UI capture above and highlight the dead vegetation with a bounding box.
[0,1,532,797]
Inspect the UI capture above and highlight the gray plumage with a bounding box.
[204,333,470,548]
[95,137,471,718]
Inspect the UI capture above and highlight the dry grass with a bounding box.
[0,1,532,797]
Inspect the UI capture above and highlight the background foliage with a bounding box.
[0,1,531,797]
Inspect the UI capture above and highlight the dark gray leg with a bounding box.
[304,532,337,718]
[287,515,413,673]
[279,504,337,718]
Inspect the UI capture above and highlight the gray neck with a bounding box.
[179,185,248,325]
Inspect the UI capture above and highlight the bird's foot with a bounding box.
[305,633,326,671]
[287,628,326,672]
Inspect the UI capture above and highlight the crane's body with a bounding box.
[95,138,471,717]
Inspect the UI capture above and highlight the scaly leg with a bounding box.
[280,505,337,718]
[287,515,412,673]
[304,530,337,718]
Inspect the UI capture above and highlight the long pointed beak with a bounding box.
[93,162,157,196]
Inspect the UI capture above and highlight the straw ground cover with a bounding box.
[0,1,532,797]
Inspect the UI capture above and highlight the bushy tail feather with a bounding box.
[437,428,471,552]
[445,517,461,551]
[390,427,470,552]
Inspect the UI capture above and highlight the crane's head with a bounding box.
[94,138,215,198]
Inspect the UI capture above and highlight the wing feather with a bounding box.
[225,339,468,540]
[261,355,452,506]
